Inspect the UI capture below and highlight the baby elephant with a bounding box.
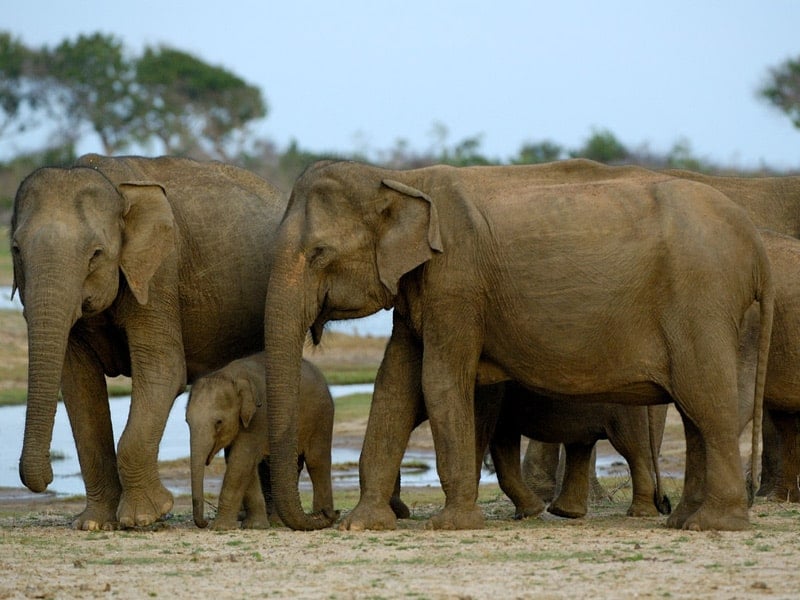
[187,353,336,529]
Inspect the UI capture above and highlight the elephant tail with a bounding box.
[647,405,671,515]
[748,258,775,504]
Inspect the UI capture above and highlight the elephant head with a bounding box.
[264,161,442,530]
[11,166,175,492]
[186,371,259,528]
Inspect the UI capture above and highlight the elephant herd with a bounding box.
[10,154,800,533]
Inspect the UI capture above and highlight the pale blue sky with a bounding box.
[5,0,800,169]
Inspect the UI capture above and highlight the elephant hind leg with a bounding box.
[547,443,593,519]
[767,411,800,503]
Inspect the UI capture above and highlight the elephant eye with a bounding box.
[308,245,333,268]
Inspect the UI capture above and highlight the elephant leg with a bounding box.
[61,339,121,531]
[214,444,262,530]
[490,430,545,520]
[241,466,269,530]
[767,411,800,503]
[666,409,707,529]
[257,459,280,525]
[116,314,185,528]
[587,447,609,503]
[341,322,423,531]
[548,443,593,519]
[306,443,337,520]
[521,440,560,502]
[421,338,485,530]
[611,441,660,518]
[757,409,781,497]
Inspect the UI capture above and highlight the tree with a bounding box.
[512,140,563,164]
[0,32,48,139]
[759,56,800,130]
[570,128,628,164]
[135,46,267,159]
[44,33,139,154]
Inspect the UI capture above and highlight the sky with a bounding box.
[5,0,800,170]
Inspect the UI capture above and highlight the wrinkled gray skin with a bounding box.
[487,384,670,520]
[529,167,800,504]
[187,354,335,530]
[263,159,772,532]
[11,154,286,530]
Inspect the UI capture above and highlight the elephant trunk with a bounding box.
[19,276,80,493]
[264,247,335,531]
[190,433,210,528]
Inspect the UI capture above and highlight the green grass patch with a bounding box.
[321,367,379,385]
[0,388,27,406]
[333,393,372,422]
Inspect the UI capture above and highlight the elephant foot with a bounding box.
[626,502,660,518]
[241,515,270,530]
[72,502,120,531]
[210,517,241,531]
[339,502,398,531]
[425,505,485,530]
[547,496,588,519]
[678,504,751,531]
[390,495,411,519]
[513,495,546,520]
[666,498,701,529]
[117,482,174,529]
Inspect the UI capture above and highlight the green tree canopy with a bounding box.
[512,140,563,164]
[45,33,137,154]
[759,56,800,130]
[0,32,47,138]
[571,128,629,163]
[136,46,267,159]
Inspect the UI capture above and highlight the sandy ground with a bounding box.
[2,334,800,599]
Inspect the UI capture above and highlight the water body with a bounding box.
[0,384,454,497]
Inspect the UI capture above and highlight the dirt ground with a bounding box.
[2,335,800,599]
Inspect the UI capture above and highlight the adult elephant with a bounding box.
[527,164,800,502]
[263,160,772,532]
[11,154,286,530]
[749,229,800,502]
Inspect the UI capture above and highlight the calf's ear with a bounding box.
[236,379,259,429]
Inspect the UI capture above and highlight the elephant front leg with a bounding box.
[61,341,121,531]
[340,324,422,531]
[421,342,485,530]
[490,431,546,520]
[115,313,186,528]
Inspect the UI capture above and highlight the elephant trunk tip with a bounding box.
[193,516,209,529]
[18,457,53,493]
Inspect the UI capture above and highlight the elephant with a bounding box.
[262,159,772,532]
[11,153,287,530]
[390,382,670,521]
[487,384,670,519]
[525,165,800,502]
[187,353,336,530]
[744,229,800,502]
[522,441,620,506]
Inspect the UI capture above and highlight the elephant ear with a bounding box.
[236,378,259,429]
[117,182,176,306]
[376,179,444,295]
